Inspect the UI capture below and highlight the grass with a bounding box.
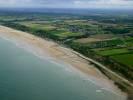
[74,34,115,44]
[125,37,133,47]
[111,53,133,68]
[74,38,101,43]
[97,48,130,56]
[51,29,83,39]
[87,39,124,49]
[19,22,56,31]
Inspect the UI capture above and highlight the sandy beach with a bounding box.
[0,25,126,97]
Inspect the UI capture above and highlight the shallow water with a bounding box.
[0,38,126,100]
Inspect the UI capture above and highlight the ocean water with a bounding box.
[0,38,126,100]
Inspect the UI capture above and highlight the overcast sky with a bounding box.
[0,0,133,9]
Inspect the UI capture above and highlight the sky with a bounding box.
[0,0,133,9]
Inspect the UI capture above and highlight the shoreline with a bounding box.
[0,25,127,98]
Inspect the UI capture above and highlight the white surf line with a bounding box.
[81,75,124,97]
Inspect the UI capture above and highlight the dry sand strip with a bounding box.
[0,25,126,96]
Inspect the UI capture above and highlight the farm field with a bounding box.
[111,53,133,68]
[18,21,57,31]
[97,48,131,56]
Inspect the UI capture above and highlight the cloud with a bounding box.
[0,0,133,8]
[74,0,133,8]
[0,0,33,6]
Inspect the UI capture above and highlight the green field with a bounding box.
[53,31,82,38]
[111,53,133,68]
[19,22,56,31]
[97,48,130,56]
[87,39,125,49]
